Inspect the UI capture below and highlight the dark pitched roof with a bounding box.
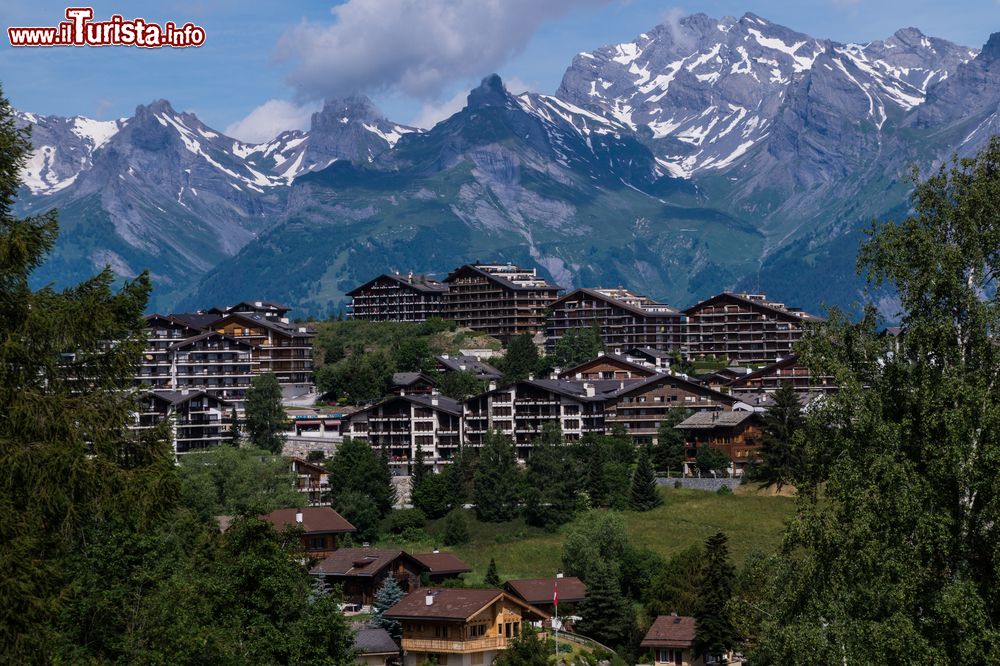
[226,300,291,312]
[166,330,258,352]
[444,264,560,292]
[609,372,737,404]
[347,273,448,297]
[411,552,473,575]
[504,577,586,605]
[726,354,802,388]
[213,312,315,338]
[287,457,327,476]
[262,507,356,535]
[353,626,399,655]
[684,292,822,322]
[144,389,228,408]
[163,312,222,330]
[311,548,422,577]
[627,347,673,359]
[384,589,550,621]
[550,288,680,318]
[641,615,697,648]
[675,410,757,429]
[558,353,661,379]
[436,355,503,380]
[392,372,437,388]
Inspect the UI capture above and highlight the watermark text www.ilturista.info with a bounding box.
[8,7,205,48]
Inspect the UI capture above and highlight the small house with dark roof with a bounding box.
[557,352,661,381]
[411,551,473,583]
[641,615,708,666]
[503,575,586,615]
[674,410,763,475]
[391,372,438,395]
[385,588,549,666]
[354,625,400,666]
[436,354,503,381]
[261,506,356,559]
[311,548,427,606]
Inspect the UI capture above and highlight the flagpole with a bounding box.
[554,575,559,662]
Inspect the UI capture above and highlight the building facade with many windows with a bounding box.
[347,273,448,322]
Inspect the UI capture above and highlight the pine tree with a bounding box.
[694,532,737,662]
[444,448,470,510]
[576,560,633,649]
[583,435,610,507]
[501,333,540,384]
[524,422,577,529]
[372,576,404,639]
[410,440,427,505]
[245,372,286,454]
[629,446,662,511]
[484,558,501,587]
[226,407,241,447]
[755,382,806,489]
[473,431,520,522]
[654,408,690,475]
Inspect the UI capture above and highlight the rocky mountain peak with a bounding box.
[314,95,384,126]
[467,74,511,109]
[980,32,1000,63]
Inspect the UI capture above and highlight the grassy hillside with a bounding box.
[380,486,794,584]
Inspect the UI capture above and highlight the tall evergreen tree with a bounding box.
[484,558,501,587]
[226,407,241,447]
[0,86,178,659]
[445,446,471,510]
[372,576,404,639]
[583,434,610,507]
[654,408,690,475]
[327,438,396,516]
[501,333,540,384]
[754,140,1000,663]
[524,422,577,529]
[410,440,428,501]
[473,431,520,522]
[694,532,737,663]
[755,382,806,489]
[576,560,633,649]
[245,372,286,454]
[629,446,662,511]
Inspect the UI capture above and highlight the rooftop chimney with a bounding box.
[488,381,497,391]
[425,593,435,606]
[295,510,303,524]
[556,572,564,579]
[433,548,440,554]
[583,383,595,397]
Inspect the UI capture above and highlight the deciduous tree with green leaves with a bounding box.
[326,438,397,517]
[551,325,604,369]
[245,372,286,453]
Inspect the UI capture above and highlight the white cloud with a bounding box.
[410,89,469,129]
[224,99,319,143]
[276,0,614,101]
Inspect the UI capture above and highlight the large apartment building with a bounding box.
[546,288,689,354]
[685,292,821,366]
[347,273,448,322]
[133,390,231,455]
[443,263,561,341]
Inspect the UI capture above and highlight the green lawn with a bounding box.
[378,487,794,585]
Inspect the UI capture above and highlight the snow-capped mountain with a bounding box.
[557,13,976,178]
[13,13,1000,317]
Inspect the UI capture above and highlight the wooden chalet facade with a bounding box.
[348,273,448,322]
[211,312,314,399]
[385,589,549,666]
[546,288,688,355]
[341,394,464,474]
[288,457,330,506]
[684,292,821,366]
[311,549,428,606]
[262,507,356,559]
[604,374,738,445]
[675,410,764,475]
[443,263,560,341]
[725,353,834,394]
[557,352,660,381]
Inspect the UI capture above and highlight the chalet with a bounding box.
[311,548,427,606]
[340,394,464,474]
[604,373,737,446]
[436,354,503,381]
[348,273,448,323]
[641,615,717,666]
[385,588,550,666]
[392,372,439,395]
[288,457,330,506]
[557,352,660,381]
[674,410,763,475]
[443,263,561,341]
[354,626,400,666]
[503,576,586,615]
[261,507,356,559]
[546,288,688,355]
[684,292,821,366]
[133,390,232,454]
[225,300,292,320]
[412,551,473,584]
[725,354,834,394]
[625,347,674,370]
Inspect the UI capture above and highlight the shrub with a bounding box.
[716,484,733,496]
[387,508,427,534]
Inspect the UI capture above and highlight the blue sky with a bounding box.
[0,0,997,141]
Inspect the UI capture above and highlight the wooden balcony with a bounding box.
[402,636,506,653]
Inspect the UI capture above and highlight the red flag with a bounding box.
[554,578,559,608]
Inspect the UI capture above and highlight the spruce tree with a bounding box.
[501,333,540,384]
[576,560,633,649]
[473,431,520,522]
[409,440,427,507]
[654,408,690,475]
[524,422,577,529]
[226,407,241,447]
[694,532,737,663]
[755,382,806,489]
[584,435,610,507]
[372,576,404,639]
[485,558,501,587]
[629,446,662,511]
[245,372,286,454]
